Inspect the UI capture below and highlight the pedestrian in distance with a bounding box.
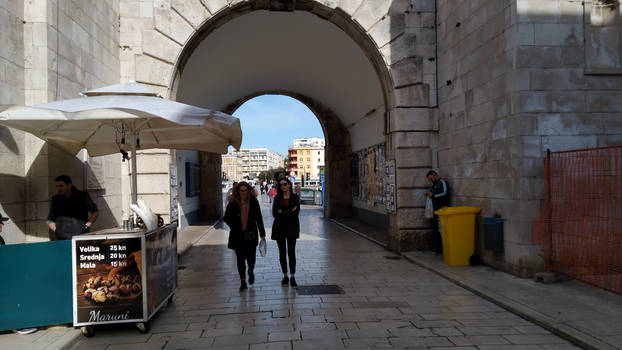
[226,181,238,203]
[426,170,450,254]
[224,181,266,292]
[269,185,277,204]
[47,175,99,240]
[271,177,301,288]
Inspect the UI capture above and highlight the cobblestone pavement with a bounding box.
[69,200,579,349]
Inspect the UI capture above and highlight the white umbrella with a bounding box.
[0,82,242,204]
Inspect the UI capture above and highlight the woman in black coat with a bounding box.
[224,182,266,292]
[271,177,301,288]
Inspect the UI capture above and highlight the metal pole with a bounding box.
[546,148,552,268]
[131,132,138,205]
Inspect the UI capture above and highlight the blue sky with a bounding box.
[230,95,324,156]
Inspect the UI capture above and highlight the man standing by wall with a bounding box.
[427,170,450,253]
[46,175,99,240]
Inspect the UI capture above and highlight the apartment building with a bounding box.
[221,153,244,181]
[224,148,284,180]
[287,138,325,180]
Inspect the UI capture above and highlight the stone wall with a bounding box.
[0,0,123,243]
[435,0,622,277]
[0,0,26,242]
[388,0,438,251]
[176,150,200,229]
[436,0,536,276]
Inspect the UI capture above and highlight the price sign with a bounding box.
[72,236,144,325]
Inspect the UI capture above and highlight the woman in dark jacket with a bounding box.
[271,177,301,288]
[224,182,266,292]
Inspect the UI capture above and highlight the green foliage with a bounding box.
[257,167,286,182]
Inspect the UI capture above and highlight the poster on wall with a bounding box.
[385,159,396,213]
[72,236,144,326]
[351,143,388,208]
[170,165,179,221]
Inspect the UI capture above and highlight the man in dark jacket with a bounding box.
[427,170,450,253]
[47,175,99,240]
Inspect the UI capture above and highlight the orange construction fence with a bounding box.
[532,145,622,295]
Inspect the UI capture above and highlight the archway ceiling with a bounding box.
[176,10,385,133]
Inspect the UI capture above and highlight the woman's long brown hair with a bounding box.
[230,181,256,206]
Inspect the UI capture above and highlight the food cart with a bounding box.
[72,224,178,336]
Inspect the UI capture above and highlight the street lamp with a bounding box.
[301,164,306,187]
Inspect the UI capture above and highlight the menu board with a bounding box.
[146,225,178,316]
[72,236,144,325]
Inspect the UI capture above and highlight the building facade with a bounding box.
[229,148,284,179]
[221,152,244,181]
[2,0,622,279]
[287,138,325,180]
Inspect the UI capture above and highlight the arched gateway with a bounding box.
[125,0,437,252]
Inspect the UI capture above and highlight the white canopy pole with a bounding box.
[131,131,138,205]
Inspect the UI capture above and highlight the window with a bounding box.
[185,162,200,197]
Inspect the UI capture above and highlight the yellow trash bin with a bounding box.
[434,206,481,266]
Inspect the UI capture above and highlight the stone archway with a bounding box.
[123,0,438,252]
[169,7,391,224]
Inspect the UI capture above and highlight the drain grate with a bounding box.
[296,284,345,295]
[384,255,402,260]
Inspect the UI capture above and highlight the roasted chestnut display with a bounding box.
[81,263,141,303]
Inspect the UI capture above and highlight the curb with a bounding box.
[401,253,617,350]
[329,218,388,249]
[177,221,219,257]
[53,327,82,350]
[331,218,617,350]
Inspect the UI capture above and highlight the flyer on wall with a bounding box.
[72,235,144,326]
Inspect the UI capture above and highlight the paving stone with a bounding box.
[449,335,511,346]
[431,327,464,336]
[244,325,295,334]
[106,343,167,350]
[345,328,390,338]
[300,329,347,340]
[269,330,301,341]
[164,336,216,349]
[250,341,293,350]
[389,336,453,347]
[503,334,569,345]
[457,326,521,335]
[53,207,582,350]
[147,330,202,342]
[478,346,543,350]
[343,337,392,348]
[292,337,345,350]
[212,333,268,346]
